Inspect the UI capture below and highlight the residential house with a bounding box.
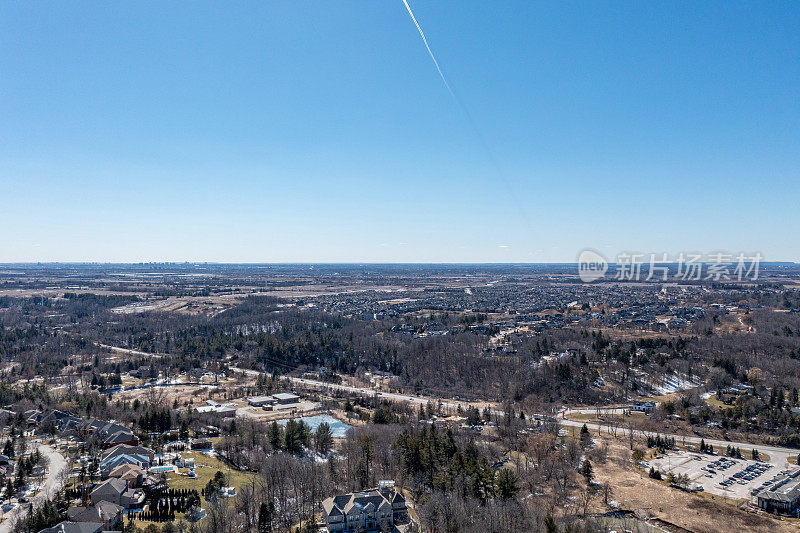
[175,456,195,468]
[67,501,124,530]
[99,453,150,478]
[38,521,104,533]
[90,478,145,509]
[107,464,145,488]
[101,430,138,448]
[321,481,406,532]
[34,410,138,449]
[100,444,155,464]
[82,419,138,448]
[631,401,656,414]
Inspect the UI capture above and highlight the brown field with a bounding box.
[590,436,797,533]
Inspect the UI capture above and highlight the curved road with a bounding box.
[0,444,67,533]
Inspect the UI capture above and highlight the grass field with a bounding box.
[129,451,255,530]
[165,451,254,493]
[704,396,728,409]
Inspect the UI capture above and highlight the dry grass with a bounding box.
[590,436,797,533]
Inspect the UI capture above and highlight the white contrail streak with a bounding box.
[400,0,533,228]
[401,0,455,98]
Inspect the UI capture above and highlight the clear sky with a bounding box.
[1,1,798,262]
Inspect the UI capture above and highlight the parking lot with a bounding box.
[647,451,796,500]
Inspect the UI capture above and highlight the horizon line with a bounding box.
[0,261,796,266]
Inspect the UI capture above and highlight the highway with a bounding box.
[563,406,628,416]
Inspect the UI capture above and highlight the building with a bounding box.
[756,474,800,515]
[38,521,103,533]
[321,481,406,532]
[197,401,237,418]
[272,393,300,405]
[90,478,145,509]
[631,401,656,414]
[66,501,123,530]
[246,396,275,407]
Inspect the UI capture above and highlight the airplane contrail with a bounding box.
[400,0,493,159]
[401,0,455,98]
[400,0,533,230]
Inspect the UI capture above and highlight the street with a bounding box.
[234,367,800,467]
[0,444,67,533]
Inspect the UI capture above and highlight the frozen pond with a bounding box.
[278,415,352,438]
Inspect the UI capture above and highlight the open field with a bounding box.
[590,437,795,533]
[165,451,254,494]
[126,451,255,529]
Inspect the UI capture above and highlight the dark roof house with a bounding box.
[90,478,145,509]
[38,521,104,533]
[67,501,123,530]
[321,482,406,532]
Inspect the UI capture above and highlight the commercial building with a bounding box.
[272,393,300,405]
[756,473,800,515]
[246,396,274,407]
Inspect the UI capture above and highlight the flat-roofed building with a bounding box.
[246,396,275,407]
[272,393,300,405]
[197,404,237,418]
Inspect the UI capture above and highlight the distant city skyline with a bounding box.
[2,2,798,262]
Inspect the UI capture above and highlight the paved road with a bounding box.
[97,344,163,358]
[563,406,628,416]
[559,418,798,466]
[233,367,470,412]
[233,367,800,467]
[0,444,67,533]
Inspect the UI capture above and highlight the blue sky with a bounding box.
[1,1,798,262]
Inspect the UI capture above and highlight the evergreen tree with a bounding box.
[258,501,274,533]
[495,468,518,499]
[579,424,592,447]
[580,458,594,483]
[268,421,282,450]
[314,422,333,456]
